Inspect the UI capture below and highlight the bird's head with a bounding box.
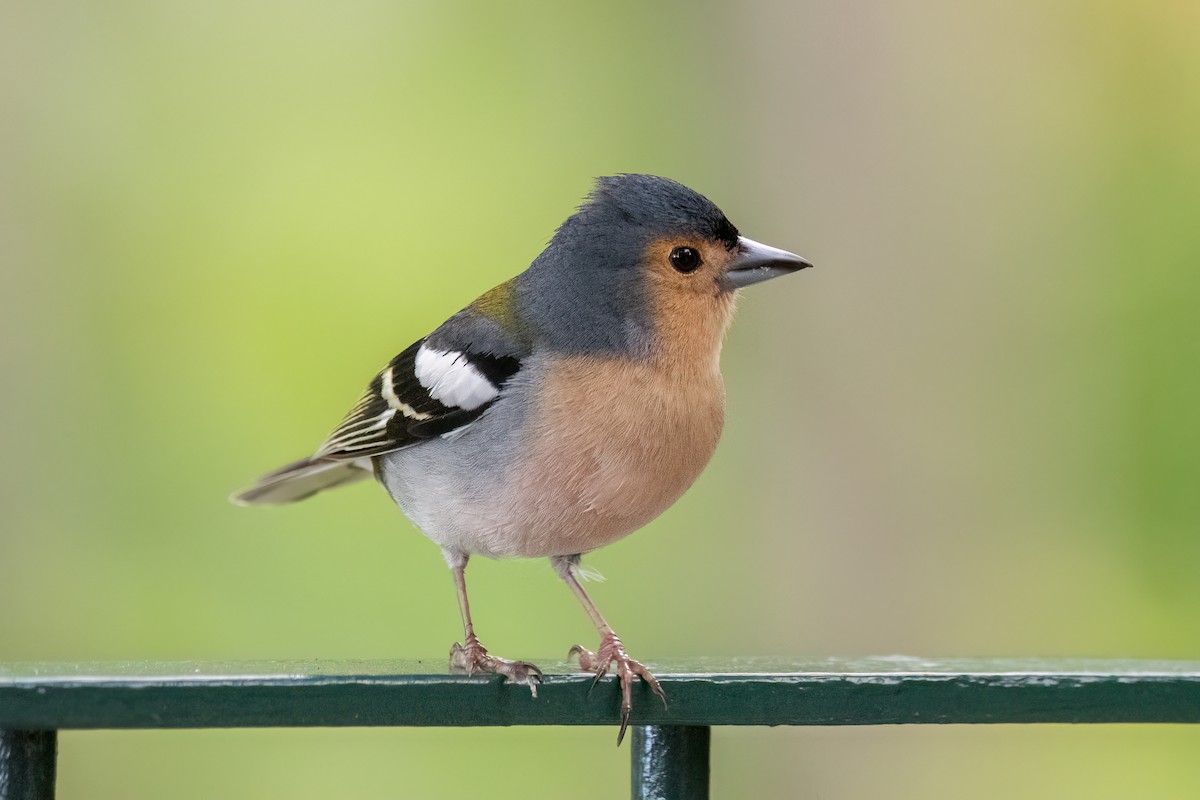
[518,174,811,358]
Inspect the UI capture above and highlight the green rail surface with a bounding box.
[3,656,1200,729]
[3,657,1200,799]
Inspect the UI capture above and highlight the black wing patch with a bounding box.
[312,340,520,461]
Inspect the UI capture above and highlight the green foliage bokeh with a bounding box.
[2,1,1198,797]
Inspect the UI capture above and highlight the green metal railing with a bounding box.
[3,657,1200,799]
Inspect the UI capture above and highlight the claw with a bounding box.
[568,632,665,745]
[450,639,543,698]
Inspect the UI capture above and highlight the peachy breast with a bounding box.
[506,354,726,556]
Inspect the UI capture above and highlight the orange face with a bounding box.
[641,237,740,369]
[643,237,742,296]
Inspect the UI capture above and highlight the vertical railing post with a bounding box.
[630,725,710,800]
[0,730,57,800]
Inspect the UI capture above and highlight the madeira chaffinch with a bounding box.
[235,174,811,742]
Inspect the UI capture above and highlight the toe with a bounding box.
[630,661,667,704]
[569,644,606,674]
[509,668,540,699]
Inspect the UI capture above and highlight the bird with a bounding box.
[233,174,811,743]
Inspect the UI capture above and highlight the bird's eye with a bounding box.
[669,246,702,273]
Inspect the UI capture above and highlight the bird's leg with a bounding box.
[446,553,542,696]
[553,555,666,744]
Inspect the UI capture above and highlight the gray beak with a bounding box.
[724,236,813,289]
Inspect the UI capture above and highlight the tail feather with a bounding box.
[232,457,374,506]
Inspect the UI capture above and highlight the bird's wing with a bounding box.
[233,294,530,506]
[313,316,526,462]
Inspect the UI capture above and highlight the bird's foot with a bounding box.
[569,633,666,745]
[450,635,542,698]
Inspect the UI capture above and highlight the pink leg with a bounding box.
[447,554,542,696]
[553,555,666,744]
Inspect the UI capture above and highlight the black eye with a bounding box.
[669,246,701,273]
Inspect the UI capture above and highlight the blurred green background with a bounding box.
[3,0,1199,797]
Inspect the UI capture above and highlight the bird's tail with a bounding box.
[231,457,374,506]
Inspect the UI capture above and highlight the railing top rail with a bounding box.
[4,657,1199,730]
